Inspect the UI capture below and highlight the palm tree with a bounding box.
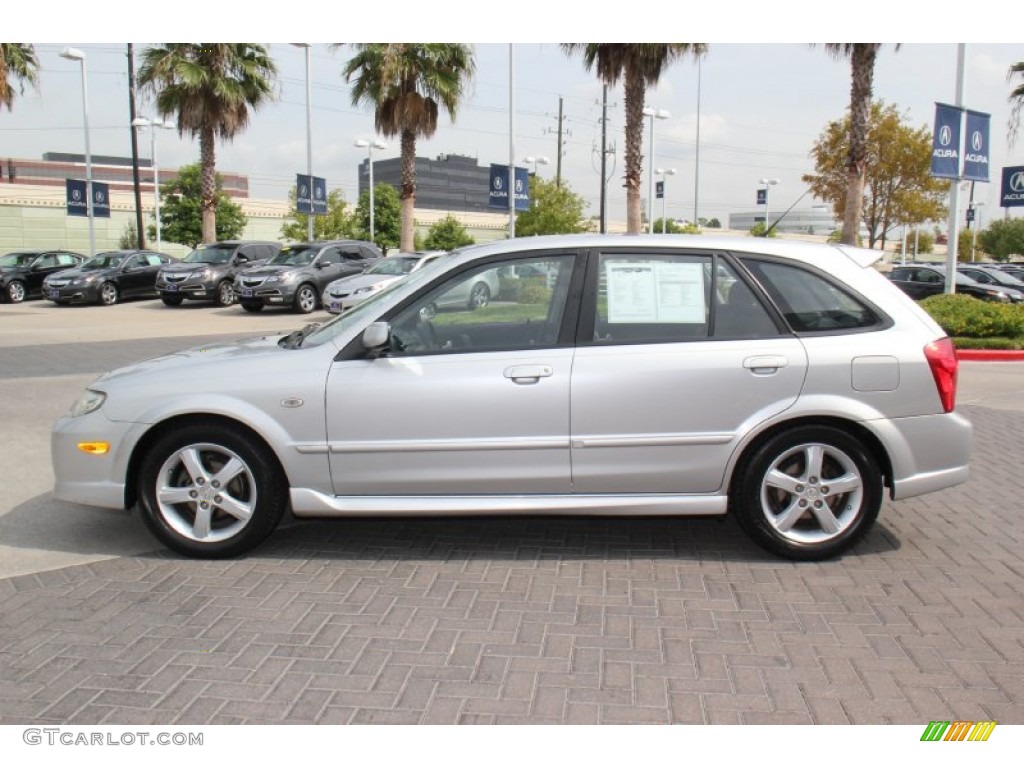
[562,44,707,234]
[822,44,899,246]
[1009,61,1024,144]
[138,44,277,244]
[342,44,475,251]
[0,43,39,111]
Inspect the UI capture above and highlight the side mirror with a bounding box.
[235,255,249,264]
[362,321,390,351]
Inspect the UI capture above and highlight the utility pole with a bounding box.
[127,44,145,249]
[556,96,563,188]
[600,85,608,234]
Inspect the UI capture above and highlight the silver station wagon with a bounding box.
[52,235,971,560]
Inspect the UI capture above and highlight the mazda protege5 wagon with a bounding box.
[52,235,971,561]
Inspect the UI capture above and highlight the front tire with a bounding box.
[293,283,318,314]
[137,423,288,558]
[99,282,119,306]
[241,301,263,313]
[216,280,235,307]
[730,426,882,561]
[161,295,184,307]
[6,281,26,303]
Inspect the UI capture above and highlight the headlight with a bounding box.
[353,286,374,295]
[264,275,280,284]
[196,269,212,280]
[68,389,106,418]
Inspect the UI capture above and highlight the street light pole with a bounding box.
[132,117,174,253]
[759,178,780,234]
[292,44,314,242]
[643,107,670,234]
[355,139,387,243]
[522,155,549,176]
[656,168,677,232]
[60,47,94,256]
[971,202,986,261]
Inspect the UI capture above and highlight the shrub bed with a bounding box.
[918,294,1024,338]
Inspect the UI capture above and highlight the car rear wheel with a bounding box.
[293,283,318,314]
[99,282,119,306]
[137,423,288,558]
[6,281,26,303]
[730,425,882,561]
[161,295,184,307]
[241,301,263,313]
[468,282,490,310]
[216,280,235,307]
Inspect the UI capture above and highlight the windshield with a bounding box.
[81,254,126,270]
[302,252,456,349]
[268,247,315,267]
[368,257,419,276]
[0,253,38,268]
[183,245,233,264]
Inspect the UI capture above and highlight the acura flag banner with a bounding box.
[296,174,328,215]
[962,110,990,182]
[488,164,530,211]
[931,103,962,179]
[1002,166,1024,208]
[65,179,110,218]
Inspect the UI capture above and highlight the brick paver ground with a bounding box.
[1,404,1021,725]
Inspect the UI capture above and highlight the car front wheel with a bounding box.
[730,425,882,561]
[293,283,318,314]
[137,423,288,558]
[99,282,119,306]
[6,281,26,303]
[216,280,235,307]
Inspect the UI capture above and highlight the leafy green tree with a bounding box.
[561,44,707,234]
[139,44,276,244]
[0,44,38,111]
[978,218,1024,262]
[281,188,357,242]
[342,44,475,251]
[1009,61,1024,143]
[424,215,474,250]
[652,218,701,234]
[749,222,778,238]
[820,44,900,245]
[155,163,246,248]
[907,229,935,254]
[803,101,947,250]
[119,221,139,249]
[516,177,590,236]
[352,184,402,253]
[700,217,722,228]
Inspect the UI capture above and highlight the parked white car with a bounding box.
[52,235,971,561]
[322,251,443,314]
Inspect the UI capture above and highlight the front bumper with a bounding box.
[236,281,296,306]
[45,283,102,303]
[51,409,146,510]
[157,278,219,301]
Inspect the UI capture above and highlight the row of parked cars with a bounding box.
[887,262,1024,303]
[0,240,417,314]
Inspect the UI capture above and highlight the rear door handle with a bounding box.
[504,365,553,384]
[743,355,788,374]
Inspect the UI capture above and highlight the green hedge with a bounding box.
[918,294,1024,338]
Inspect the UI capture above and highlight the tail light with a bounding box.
[924,337,958,413]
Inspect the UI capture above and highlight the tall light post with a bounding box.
[355,139,387,243]
[643,107,670,234]
[291,44,314,241]
[759,178,780,233]
[656,168,677,232]
[131,117,174,253]
[60,47,94,256]
[971,201,986,262]
[522,155,549,176]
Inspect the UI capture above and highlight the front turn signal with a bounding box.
[77,442,110,455]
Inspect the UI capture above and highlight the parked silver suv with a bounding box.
[52,235,971,560]
[157,241,281,307]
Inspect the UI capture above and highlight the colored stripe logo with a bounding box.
[920,721,997,741]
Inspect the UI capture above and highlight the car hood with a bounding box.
[238,265,300,278]
[325,273,399,292]
[47,267,117,280]
[160,262,220,274]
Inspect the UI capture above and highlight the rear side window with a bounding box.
[742,259,882,333]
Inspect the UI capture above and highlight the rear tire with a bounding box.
[136,422,288,558]
[730,425,882,561]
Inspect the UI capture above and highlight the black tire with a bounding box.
[293,283,318,314]
[136,422,288,558]
[730,425,882,561]
[6,280,26,304]
[216,280,235,307]
[241,301,263,313]
[54,300,71,306]
[467,281,490,310]
[99,282,119,306]
[161,295,184,307]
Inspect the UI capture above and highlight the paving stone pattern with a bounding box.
[0,404,1021,725]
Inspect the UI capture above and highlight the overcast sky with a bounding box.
[5,3,1023,229]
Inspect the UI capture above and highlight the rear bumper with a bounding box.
[879,411,973,500]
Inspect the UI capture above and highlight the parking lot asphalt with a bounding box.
[0,299,1021,725]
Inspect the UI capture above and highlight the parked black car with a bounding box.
[234,240,383,313]
[156,240,281,307]
[957,264,1024,292]
[887,265,1023,303]
[0,249,85,303]
[43,250,175,306]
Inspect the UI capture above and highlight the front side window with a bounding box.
[388,254,575,355]
[742,259,882,332]
[269,247,315,267]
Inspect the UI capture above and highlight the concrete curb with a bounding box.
[957,349,1024,362]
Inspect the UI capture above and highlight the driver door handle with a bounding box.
[504,365,553,384]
